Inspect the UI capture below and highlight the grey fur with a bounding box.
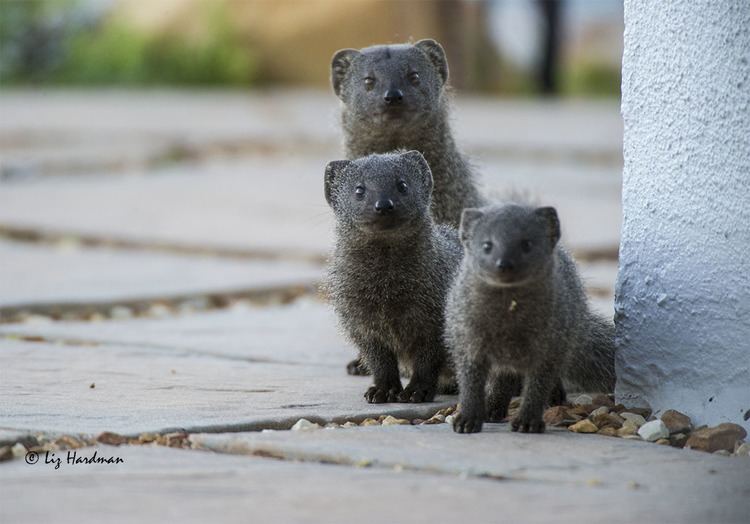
[446,204,616,433]
[331,39,484,228]
[324,152,462,403]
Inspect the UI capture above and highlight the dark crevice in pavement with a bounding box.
[0,282,321,324]
[0,224,327,265]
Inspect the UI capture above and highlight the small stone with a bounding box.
[360,418,379,426]
[620,413,647,427]
[411,419,424,425]
[590,406,610,417]
[574,394,593,406]
[163,432,188,447]
[686,423,747,453]
[96,432,128,446]
[569,419,598,433]
[148,304,171,318]
[342,421,358,428]
[621,435,642,440]
[56,435,85,449]
[655,438,670,445]
[0,446,13,462]
[670,433,689,448]
[611,404,627,413]
[734,442,750,457]
[617,420,639,437]
[291,418,321,431]
[109,306,133,320]
[431,414,446,423]
[444,415,455,426]
[638,419,670,442]
[443,405,456,416]
[597,427,618,437]
[591,394,615,407]
[543,406,570,426]
[591,413,623,430]
[324,422,341,429]
[89,382,96,389]
[627,407,653,419]
[138,432,158,443]
[11,443,27,458]
[660,409,692,434]
[569,404,596,417]
[381,415,410,426]
[713,449,731,457]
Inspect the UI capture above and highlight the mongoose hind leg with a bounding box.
[486,371,523,422]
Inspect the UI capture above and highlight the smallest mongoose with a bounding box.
[446,204,616,434]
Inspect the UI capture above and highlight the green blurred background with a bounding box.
[0,0,622,96]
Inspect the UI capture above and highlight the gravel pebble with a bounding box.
[734,442,750,457]
[291,418,321,431]
[569,419,598,433]
[660,409,692,434]
[381,416,410,426]
[590,406,610,417]
[638,420,670,442]
[574,394,593,406]
[620,413,647,427]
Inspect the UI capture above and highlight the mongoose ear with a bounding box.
[331,49,360,97]
[415,39,448,85]
[324,160,351,207]
[401,150,433,194]
[535,207,561,247]
[459,208,484,244]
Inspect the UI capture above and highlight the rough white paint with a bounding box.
[616,0,750,430]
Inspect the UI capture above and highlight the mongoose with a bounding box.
[331,39,484,228]
[332,39,485,376]
[324,151,462,403]
[446,204,616,433]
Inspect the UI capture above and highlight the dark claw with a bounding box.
[453,411,484,434]
[397,382,436,403]
[364,384,402,404]
[511,414,545,433]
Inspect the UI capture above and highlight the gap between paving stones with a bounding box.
[0,282,319,324]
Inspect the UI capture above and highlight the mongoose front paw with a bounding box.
[453,411,484,433]
[346,358,370,376]
[397,382,436,403]
[364,384,402,403]
[511,412,545,433]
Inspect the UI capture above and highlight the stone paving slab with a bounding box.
[0,338,450,435]
[0,90,622,168]
[0,300,350,368]
[2,443,722,524]
[192,424,750,483]
[0,240,322,311]
[0,157,621,255]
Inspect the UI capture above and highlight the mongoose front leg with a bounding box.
[548,378,567,406]
[512,359,560,433]
[453,352,489,433]
[361,344,402,403]
[486,371,523,422]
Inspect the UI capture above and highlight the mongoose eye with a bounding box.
[482,241,493,253]
[364,77,375,90]
[408,71,420,85]
[397,180,408,193]
[520,239,533,253]
[354,186,366,199]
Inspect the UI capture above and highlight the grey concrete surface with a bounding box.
[0,337,451,435]
[0,300,350,368]
[5,442,736,524]
[0,240,323,310]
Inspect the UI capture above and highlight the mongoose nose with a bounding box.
[374,199,395,214]
[383,89,404,105]
[496,259,515,273]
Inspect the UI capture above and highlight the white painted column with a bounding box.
[616,0,750,430]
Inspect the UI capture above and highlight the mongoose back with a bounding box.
[331,39,484,228]
[324,151,462,403]
[446,204,616,433]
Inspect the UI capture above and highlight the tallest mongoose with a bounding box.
[331,39,484,228]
